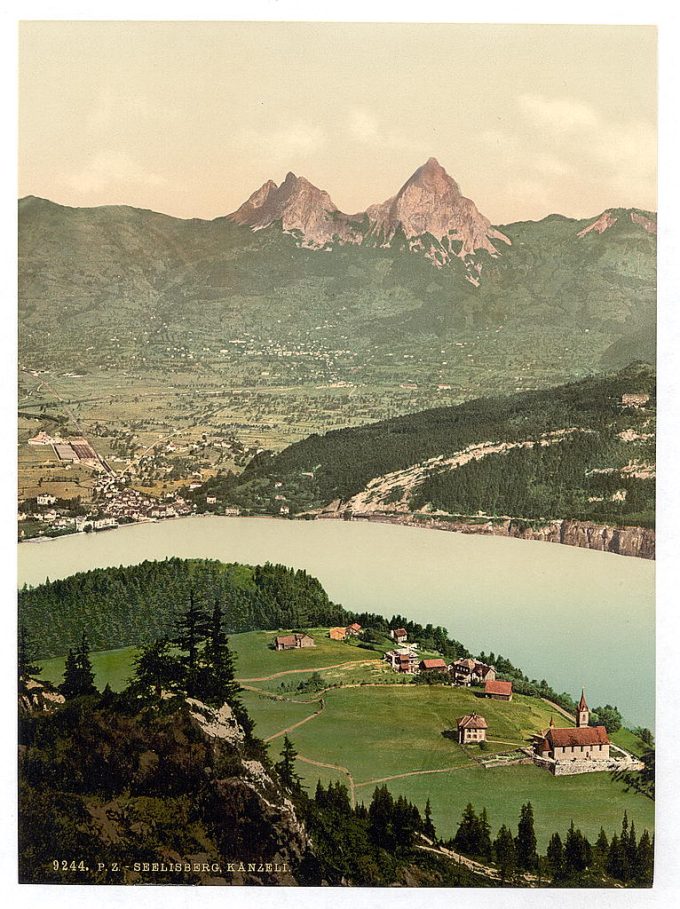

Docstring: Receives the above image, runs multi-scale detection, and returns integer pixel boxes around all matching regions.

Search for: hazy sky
[19,21,656,224]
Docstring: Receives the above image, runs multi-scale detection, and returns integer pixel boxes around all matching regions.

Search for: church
[534,690,611,771]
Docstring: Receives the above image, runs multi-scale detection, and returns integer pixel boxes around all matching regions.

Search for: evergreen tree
[606,834,624,880]
[75,632,97,696]
[493,824,516,883]
[453,802,481,856]
[594,827,609,868]
[131,638,181,698]
[634,830,654,885]
[60,648,79,699]
[515,801,538,871]
[275,736,302,794]
[423,798,436,841]
[18,621,41,688]
[201,599,241,706]
[564,821,591,876]
[479,808,492,862]
[546,832,564,881]
[368,785,397,852]
[173,591,211,697]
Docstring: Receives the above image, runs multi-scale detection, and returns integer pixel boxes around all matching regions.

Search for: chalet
[452,658,496,686]
[275,633,315,651]
[36,494,57,506]
[346,622,362,636]
[385,648,419,674]
[535,693,610,765]
[390,628,408,644]
[457,713,488,745]
[329,627,347,641]
[206,495,217,505]
[484,679,513,701]
[419,658,448,673]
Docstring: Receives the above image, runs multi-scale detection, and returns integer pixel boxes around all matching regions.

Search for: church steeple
[576,689,589,728]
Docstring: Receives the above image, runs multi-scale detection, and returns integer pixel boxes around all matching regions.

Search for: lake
[17,516,655,728]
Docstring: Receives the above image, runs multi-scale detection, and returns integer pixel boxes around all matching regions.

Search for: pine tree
[18,621,41,688]
[60,648,80,699]
[202,599,240,705]
[173,590,211,697]
[594,827,609,867]
[60,634,97,699]
[606,833,624,880]
[493,824,516,883]
[423,798,436,841]
[479,807,492,862]
[546,832,564,881]
[131,638,181,698]
[515,801,538,871]
[275,736,302,793]
[453,802,481,856]
[634,829,654,885]
[564,821,591,876]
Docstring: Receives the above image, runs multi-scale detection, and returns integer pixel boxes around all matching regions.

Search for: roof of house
[484,679,513,696]
[392,627,407,636]
[479,664,495,677]
[276,635,297,646]
[454,658,476,670]
[420,658,447,670]
[457,713,488,730]
[348,623,362,631]
[296,632,313,641]
[547,725,610,747]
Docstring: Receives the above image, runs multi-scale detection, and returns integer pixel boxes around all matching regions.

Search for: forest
[193,364,655,526]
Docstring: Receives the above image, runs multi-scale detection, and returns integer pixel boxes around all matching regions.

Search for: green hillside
[194,364,655,527]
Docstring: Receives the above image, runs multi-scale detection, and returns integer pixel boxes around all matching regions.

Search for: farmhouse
[385,648,419,674]
[275,633,315,651]
[346,622,362,636]
[329,627,347,641]
[457,713,488,744]
[390,628,408,644]
[452,658,496,686]
[484,679,513,701]
[419,658,448,673]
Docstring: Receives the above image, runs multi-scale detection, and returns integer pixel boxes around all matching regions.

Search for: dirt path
[264,701,326,744]
[297,754,356,808]
[237,658,380,683]
[355,762,474,790]
[540,698,575,724]
[416,843,540,885]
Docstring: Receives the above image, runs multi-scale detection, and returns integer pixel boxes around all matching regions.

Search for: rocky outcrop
[229,157,511,262]
[365,157,511,258]
[316,510,655,559]
[19,678,65,713]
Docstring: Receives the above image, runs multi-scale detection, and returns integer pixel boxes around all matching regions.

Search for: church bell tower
[576,689,590,728]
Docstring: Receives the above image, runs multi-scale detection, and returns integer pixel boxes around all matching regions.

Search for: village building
[456,713,488,744]
[385,648,419,674]
[419,658,448,673]
[28,431,59,446]
[206,495,217,505]
[329,627,347,641]
[530,691,620,775]
[389,627,408,644]
[484,679,513,701]
[346,622,362,636]
[275,632,315,651]
[36,494,57,506]
[452,658,496,686]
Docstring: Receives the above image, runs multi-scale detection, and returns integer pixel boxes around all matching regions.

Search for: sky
[19,21,657,224]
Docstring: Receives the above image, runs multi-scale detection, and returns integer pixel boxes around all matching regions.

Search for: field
[37,629,654,849]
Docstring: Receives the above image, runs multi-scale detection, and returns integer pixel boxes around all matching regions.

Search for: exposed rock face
[630,210,657,234]
[229,172,362,248]
[318,511,655,559]
[366,157,511,258]
[19,678,65,713]
[229,158,510,260]
[577,210,618,238]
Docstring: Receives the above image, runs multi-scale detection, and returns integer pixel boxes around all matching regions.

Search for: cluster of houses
[328,623,362,641]
[274,632,315,651]
[383,629,513,699]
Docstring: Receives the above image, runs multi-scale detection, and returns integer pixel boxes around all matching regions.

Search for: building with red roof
[535,692,611,766]
[390,628,408,644]
[484,679,513,701]
[419,658,448,673]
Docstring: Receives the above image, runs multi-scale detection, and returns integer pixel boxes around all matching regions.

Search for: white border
[3,2,679,907]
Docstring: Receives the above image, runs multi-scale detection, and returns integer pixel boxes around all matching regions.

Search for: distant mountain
[229,157,511,263]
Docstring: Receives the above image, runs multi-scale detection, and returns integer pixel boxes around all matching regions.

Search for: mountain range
[18,157,657,390]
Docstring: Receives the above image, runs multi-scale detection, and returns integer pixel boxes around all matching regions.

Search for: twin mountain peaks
[229,157,512,261]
